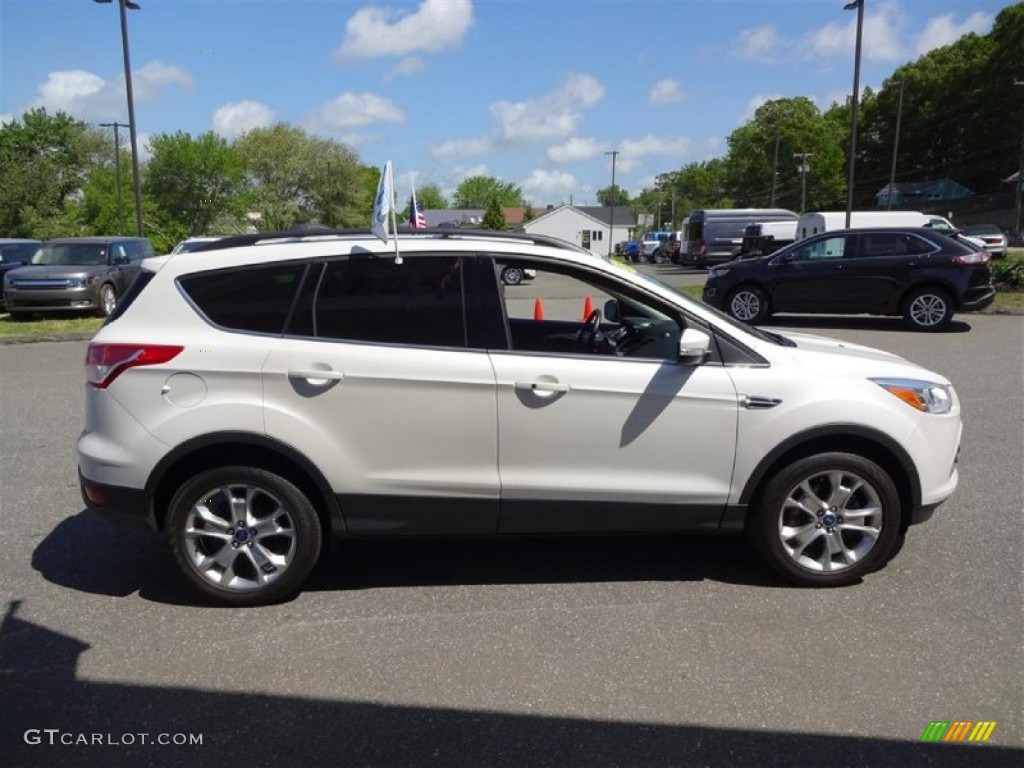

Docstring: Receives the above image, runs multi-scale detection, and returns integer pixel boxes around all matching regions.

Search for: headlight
[708,267,730,279]
[68,277,87,287]
[871,378,953,414]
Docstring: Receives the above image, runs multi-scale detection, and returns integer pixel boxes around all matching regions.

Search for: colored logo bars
[920,721,997,742]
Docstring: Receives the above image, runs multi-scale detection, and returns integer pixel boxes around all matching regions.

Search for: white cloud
[305,92,404,132]
[431,135,493,161]
[212,100,276,138]
[649,78,684,106]
[0,113,14,125]
[25,62,192,120]
[491,72,604,143]
[451,164,489,183]
[800,1,903,63]
[135,132,154,163]
[522,169,577,201]
[334,0,473,61]
[387,56,426,79]
[547,137,605,163]
[736,25,784,61]
[914,11,993,57]
[620,134,695,158]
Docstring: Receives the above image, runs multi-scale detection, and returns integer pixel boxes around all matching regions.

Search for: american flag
[409,181,427,229]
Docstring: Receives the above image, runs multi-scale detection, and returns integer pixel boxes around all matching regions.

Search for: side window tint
[179,263,306,334]
[314,256,465,347]
[859,233,905,257]
[905,235,934,254]
[795,236,846,261]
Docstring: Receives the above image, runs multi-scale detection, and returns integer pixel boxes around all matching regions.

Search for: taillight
[952,252,989,265]
[700,238,707,255]
[85,343,183,389]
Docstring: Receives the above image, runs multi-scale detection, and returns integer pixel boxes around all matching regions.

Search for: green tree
[453,175,524,208]
[522,204,536,222]
[145,131,245,236]
[415,183,448,210]
[481,196,506,230]
[596,184,630,206]
[0,108,104,237]
[307,138,367,228]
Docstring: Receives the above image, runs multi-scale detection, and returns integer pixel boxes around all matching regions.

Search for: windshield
[0,243,39,264]
[963,225,1001,236]
[32,244,107,266]
[607,260,791,346]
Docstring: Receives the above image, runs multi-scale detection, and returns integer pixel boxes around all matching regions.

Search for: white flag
[371,160,394,244]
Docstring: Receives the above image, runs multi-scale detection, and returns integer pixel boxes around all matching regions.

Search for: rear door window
[311,256,466,348]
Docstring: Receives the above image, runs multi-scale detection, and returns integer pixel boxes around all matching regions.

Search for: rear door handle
[515,380,570,394]
[288,369,345,385]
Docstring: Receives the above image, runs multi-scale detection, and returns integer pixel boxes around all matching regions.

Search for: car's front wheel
[727,285,770,324]
[902,286,954,331]
[166,467,323,606]
[98,283,117,317]
[747,453,901,587]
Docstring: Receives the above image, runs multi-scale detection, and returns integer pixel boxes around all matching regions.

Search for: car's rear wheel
[902,286,953,331]
[166,467,323,606]
[727,285,770,324]
[747,453,901,587]
[98,283,117,317]
[502,266,524,286]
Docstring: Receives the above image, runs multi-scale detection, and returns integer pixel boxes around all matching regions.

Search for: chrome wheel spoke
[784,523,822,557]
[798,480,828,511]
[194,504,231,531]
[827,473,860,509]
[837,523,879,539]
[185,526,232,542]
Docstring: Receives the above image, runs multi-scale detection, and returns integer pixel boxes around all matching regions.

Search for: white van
[796,211,929,240]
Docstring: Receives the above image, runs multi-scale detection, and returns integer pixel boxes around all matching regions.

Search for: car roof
[45,236,148,244]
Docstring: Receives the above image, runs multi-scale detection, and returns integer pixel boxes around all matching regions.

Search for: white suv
[78,229,962,605]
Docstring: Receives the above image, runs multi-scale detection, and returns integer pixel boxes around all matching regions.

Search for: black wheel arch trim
[145,431,345,537]
[736,423,921,510]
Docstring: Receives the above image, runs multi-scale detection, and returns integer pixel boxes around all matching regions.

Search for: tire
[726,285,770,324]
[166,466,323,606]
[746,452,902,587]
[502,266,524,286]
[902,286,954,331]
[653,251,668,265]
[97,283,117,317]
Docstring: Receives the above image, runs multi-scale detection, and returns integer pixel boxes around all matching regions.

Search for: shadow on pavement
[33,509,790,607]
[2,601,1019,768]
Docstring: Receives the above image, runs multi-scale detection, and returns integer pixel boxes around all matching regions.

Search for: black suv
[3,236,155,318]
[702,228,995,331]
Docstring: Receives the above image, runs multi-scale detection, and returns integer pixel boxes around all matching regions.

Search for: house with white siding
[522,205,635,258]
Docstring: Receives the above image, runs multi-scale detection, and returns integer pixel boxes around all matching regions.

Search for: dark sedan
[702,227,995,331]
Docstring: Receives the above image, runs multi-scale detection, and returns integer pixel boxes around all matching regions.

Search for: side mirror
[113,255,129,266]
[603,299,620,323]
[678,328,711,365]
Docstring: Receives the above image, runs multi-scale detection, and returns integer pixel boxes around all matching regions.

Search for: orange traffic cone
[582,295,593,319]
[534,297,544,321]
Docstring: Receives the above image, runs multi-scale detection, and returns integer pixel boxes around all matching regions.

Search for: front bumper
[4,285,100,312]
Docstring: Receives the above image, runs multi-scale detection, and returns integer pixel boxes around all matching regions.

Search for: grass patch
[0,313,103,338]
[677,284,704,300]
[990,290,1024,312]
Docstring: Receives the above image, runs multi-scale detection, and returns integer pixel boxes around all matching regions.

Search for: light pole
[98,121,129,234]
[1014,80,1024,241]
[844,0,865,228]
[94,0,144,237]
[887,80,905,211]
[604,149,619,257]
[795,152,813,213]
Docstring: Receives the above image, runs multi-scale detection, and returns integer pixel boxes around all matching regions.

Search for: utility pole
[605,149,619,257]
[795,152,813,213]
[771,126,781,206]
[843,0,865,228]
[670,187,677,229]
[99,121,130,234]
[1015,80,1024,242]
[887,80,905,211]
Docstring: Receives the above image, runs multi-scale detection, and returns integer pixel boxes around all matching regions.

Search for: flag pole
[391,196,402,265]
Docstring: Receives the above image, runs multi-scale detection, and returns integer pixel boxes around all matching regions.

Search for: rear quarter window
[178,263,307,335]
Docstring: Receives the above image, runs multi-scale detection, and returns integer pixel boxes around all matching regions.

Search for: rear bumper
[79,469,155,531]
[960,287,996,312]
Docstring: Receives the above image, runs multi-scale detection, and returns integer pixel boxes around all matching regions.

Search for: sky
[0,0,1007,206]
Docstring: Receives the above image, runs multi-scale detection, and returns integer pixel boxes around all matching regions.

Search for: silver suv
[78,229,963,605]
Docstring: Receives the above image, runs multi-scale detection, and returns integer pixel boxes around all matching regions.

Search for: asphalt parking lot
[1,310,1021,767]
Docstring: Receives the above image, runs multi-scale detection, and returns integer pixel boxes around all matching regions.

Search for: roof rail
[186,227,589,254]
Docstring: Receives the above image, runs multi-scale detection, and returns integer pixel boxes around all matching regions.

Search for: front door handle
[515,380,570,394]
[288,369,345,386]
